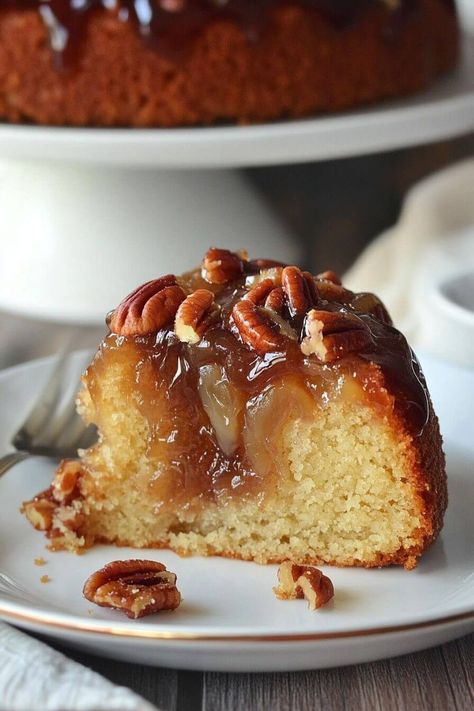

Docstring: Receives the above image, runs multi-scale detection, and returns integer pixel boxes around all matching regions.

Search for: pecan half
[244,278,275,305]
[273,561,334,611]
[175,289,220,344]
[316,270,342,285]
[110,276,186,337]
[350,292,392,325]
[301,309,372,362]
[302,271,320,306]
[281,266,309,317]
[246,258,286,273]
[315,279,353,304]
[232,299,285,356]
[245,267,283,290]
[202,248,245,285]
[264,286,285,314]
[83,560,181,619]
[263,307,298,341]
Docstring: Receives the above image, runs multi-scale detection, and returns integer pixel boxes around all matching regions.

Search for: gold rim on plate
[0,604,473,642]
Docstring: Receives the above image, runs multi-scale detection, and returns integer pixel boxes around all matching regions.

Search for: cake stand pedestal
[0,27,472,324]
[0,161,294,323]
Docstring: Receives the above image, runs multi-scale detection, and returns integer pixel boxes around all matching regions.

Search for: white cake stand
[0,23,473,324]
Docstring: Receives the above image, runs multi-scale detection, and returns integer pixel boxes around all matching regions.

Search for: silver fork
[0,350,97,477]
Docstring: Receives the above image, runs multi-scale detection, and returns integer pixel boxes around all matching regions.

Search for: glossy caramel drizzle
[0,0,453,67]
[88,269,430,506]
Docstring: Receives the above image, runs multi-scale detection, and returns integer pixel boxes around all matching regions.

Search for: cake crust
[0,0,459,127]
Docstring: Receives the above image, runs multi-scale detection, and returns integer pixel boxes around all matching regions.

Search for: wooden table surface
[1,137,473,710]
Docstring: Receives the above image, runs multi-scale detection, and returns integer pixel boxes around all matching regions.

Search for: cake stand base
[0,160,298,324]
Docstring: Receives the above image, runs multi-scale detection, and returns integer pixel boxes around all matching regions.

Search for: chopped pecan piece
[110,276,186,337]
[297,568,335,611]
[175,289,220,344]
[202,248,245,285]
[232,299,285,356]
[263,307,298,341]
[83,560,181,619]
[273,561,334,610]
[245,267,283,290]
[301,309,372,362]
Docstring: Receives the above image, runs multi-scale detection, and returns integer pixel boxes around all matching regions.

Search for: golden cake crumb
[34,557,46,566]
[40,575,51,584]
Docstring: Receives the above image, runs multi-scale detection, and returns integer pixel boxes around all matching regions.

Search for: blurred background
[1,132,472,370]
[0,133,472,365]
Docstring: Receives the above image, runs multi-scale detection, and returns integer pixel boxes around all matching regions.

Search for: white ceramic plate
[0,352,473,672]
[0,29,472,167]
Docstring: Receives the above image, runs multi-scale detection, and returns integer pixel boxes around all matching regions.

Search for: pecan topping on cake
[315,279,354,304]
[301,309,372,363]
[232,298,286,356]
[316,270,342,285]
[244,278,276,305]
[202,247,245,285]
[83,560,181,619]
[175,289,220,344]
[264,286,285,314]
[282,266,312,316]
[103,248,384,361]
[274,561,334,610]
[110,276,186,336]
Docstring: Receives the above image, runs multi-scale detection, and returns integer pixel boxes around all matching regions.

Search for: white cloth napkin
[344,158,474,345]
[0,623,158,711]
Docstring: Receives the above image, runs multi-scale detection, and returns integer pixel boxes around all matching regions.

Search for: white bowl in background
[416,229,474,368]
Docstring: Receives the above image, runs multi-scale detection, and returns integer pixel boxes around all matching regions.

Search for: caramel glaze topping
[83,249,430,513]
[0,0,455,69]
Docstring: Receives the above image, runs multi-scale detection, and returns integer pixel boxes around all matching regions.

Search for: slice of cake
[23,248,446,569]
